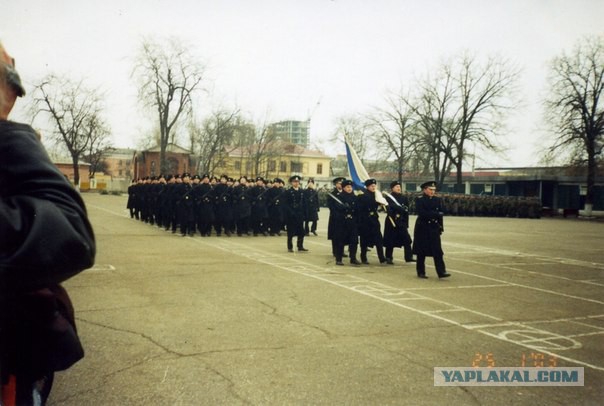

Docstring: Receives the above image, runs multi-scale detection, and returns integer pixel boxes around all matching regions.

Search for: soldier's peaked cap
[342,179,353,187]
[421,181,437,189]
[332,176,345,184]
[390,181,401,189]
[364,178,377,186]
[289,175,301,182]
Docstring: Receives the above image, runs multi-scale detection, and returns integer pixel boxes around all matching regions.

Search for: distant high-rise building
[270,120,309,147]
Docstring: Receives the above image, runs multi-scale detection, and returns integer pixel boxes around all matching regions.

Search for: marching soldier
[304,178,320,236]
[412,181,450,279]
[383,181,414,264]
[233,176,251,236]
[357,178,386,265]
[332,179,360,265]
[213,174,233,236]
[177,173,195,236]
[127,179,138,219]
[192,174,215,236]
[249,176,269,236]
[327,177,345,257]
[266,178,284,236]
[282,175,308,252]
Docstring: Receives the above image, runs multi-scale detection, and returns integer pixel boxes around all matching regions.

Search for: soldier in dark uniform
[137,177,149,222]
[266,178,284,236]
[192,174,215,236]
[304,178,320,236]
[327,177,345,257]
[332,179,361,265]
[151,175,166,227]
[213,174,233,236]
[357,178,386,265]
[282,175,308,252]
[412,181,450,279]
[147,176,161,226]
[168,175,182,233]
[233,176,251,236]
[176,173,195,236]
[383,181,414,264]
[162,175,176,231]
[127,179,138,219]
[249,176,269,236]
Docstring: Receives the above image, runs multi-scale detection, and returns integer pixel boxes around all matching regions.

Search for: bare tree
[189,107,240,176]
[245,115,280,177]
[406,53,519,190]
[31,74,111,187]
[544,36,604,215]
[447,53,520,191]
[413,70,457,188]
[367,90,418,184]
[133,37,205,173]
[82,114,112,178]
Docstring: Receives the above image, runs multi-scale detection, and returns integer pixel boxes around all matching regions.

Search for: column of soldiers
[407,193,542,219]
[127,173,322,239]
[327,177,414,267]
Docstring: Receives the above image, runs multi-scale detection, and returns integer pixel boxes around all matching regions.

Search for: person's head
[421,181,437,197]
[0,41,26,120]
[289,175,301,188]
[365,178,377,193]
[342,179,353,193]
[390,181,401,194]
[333,176,344,191]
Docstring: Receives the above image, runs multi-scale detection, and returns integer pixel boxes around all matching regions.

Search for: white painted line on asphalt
[450,265,604,306]
[181,236,604,372]
[405,284,511,291]
[87,204,604,372]
[445,241,604,270]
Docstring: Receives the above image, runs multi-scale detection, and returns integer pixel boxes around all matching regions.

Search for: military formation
[405,193,542,218]
[126,174,320,246]
[127,173,542,277]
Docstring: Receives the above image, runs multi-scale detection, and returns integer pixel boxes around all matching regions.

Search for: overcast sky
[3,0,603,167]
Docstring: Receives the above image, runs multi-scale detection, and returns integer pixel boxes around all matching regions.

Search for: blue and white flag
[344,135,388,206]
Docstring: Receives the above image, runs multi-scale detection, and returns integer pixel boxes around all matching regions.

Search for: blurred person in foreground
[0,40,96,405]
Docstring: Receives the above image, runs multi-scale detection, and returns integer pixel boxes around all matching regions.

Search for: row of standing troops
[126,173,321,240]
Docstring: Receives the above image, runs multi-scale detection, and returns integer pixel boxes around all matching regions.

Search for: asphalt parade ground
[48,194,604,405]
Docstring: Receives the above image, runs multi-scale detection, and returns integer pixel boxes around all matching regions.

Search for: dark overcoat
[412,195,444,257]
[356,190,383,248]
[331,191,358,245]
[383,192,412,248]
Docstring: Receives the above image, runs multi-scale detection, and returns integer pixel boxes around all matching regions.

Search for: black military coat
[383,192,412,248]
[304,188,320,222]
[412,195,444,257]
[214,183,233,222]
[192,183,215,222]
[331,190,358,245]
[356,190,383,247]
[233,184,251,219]
[327,187,342,240]
[282,186,306,235]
